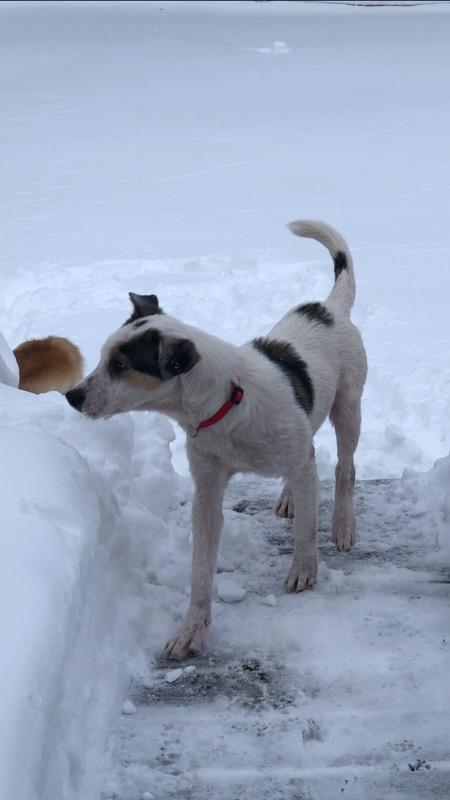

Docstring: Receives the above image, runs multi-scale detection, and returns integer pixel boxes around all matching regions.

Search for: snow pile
[0,381,179,799]
[0,332,18,388]
[0,417,120,799]
[216,574,247,603]
[403,453,450,555]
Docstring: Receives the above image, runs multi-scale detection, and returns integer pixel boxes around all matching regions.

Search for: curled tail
[287,219,355,314]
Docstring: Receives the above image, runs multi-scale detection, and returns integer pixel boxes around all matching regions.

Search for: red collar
[193,383,244,436]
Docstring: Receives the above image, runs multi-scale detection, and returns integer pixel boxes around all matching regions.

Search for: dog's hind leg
[329,389,361,552]
[274,483,294,518]
[285,450,318,592]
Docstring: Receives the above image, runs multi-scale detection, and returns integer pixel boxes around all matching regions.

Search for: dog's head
[66,293,200,418]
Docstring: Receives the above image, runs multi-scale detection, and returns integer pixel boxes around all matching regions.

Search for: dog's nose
[65,386,85,411]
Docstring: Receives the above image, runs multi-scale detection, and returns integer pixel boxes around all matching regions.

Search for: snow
[0,332,19,388]
[403,454,450,556]
[0,380,180,798]
[1,1,449,798]
[261,593,278,607]
[2,0,450,478]
[121,701,137,716]
[0,420,122,800]
[249,40,292,54]
[108,473,450,799]
[216,574,247,603]
[164,669,184,685]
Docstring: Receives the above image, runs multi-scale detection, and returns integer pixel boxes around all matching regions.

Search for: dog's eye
[109,357,127,377]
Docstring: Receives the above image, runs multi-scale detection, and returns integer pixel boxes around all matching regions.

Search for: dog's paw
[285,556,317,592]
[274,485,294,518]
[165,619,207,661]
[332,515,356,552]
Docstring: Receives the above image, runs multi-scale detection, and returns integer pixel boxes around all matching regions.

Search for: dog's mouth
[82,403,114,421]
[84,398,133,420]
[84,409,107,420]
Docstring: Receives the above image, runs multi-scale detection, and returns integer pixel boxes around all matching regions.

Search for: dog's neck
[178,336,241,432]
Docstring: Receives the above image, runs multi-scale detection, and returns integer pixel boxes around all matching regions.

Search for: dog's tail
[287,219,355,314]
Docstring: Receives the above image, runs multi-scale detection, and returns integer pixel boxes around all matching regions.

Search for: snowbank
[403,453,450,556]
[0,332,18,388]
[0,382,179,799]
[0,421,115,798]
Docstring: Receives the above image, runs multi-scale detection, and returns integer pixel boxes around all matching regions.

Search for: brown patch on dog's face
[124,369,163,391]
[105,337,164,391]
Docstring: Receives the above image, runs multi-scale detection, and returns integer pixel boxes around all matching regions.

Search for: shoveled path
[103,477,450,800]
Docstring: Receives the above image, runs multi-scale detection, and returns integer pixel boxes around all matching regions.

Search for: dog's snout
[66,386,85,411]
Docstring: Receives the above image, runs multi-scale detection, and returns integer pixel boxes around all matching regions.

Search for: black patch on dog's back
[296,302,333,326]
[334,250,347,281]
[252,337,314,414]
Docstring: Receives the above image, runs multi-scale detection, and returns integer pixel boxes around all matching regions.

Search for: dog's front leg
[285,450,318,592]
[165,453,229,660]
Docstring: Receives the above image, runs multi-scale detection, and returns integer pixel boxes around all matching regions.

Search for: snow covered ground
[106,474,450,800]
[1,1,449,798]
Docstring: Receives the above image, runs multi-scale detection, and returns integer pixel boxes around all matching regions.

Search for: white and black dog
[66,220,367,660]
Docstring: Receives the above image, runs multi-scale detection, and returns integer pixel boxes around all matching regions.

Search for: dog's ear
[162,338,200,377]
[124,292,163,324]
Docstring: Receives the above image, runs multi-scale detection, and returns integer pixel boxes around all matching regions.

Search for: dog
[14,336,83,394]
[66,220,367,660]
